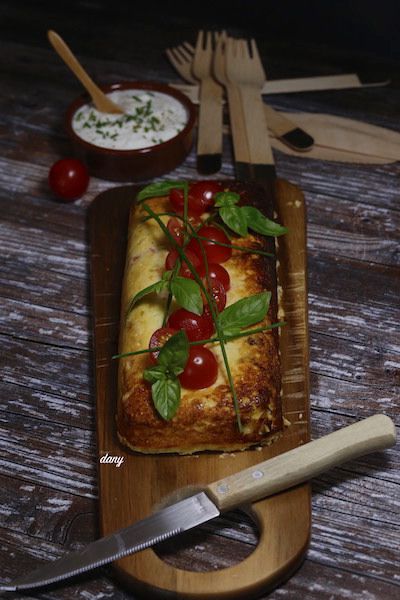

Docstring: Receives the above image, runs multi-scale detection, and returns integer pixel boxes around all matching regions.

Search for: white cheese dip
[72,89,188,150]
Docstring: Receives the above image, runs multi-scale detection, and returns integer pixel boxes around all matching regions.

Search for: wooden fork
[225,37,275,175]
[213,33,251,178]
[165,42,197,84]
[166,38,313,153]
[191,30,224,174]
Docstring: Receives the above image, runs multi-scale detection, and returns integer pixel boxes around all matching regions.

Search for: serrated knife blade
[0,492,219,592]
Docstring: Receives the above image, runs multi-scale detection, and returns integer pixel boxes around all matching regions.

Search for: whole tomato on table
[48,158,89,201]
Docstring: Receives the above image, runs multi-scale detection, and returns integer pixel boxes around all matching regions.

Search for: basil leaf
[170,277,203,315]
[143,365,167,384]
[214,191,240,208]
[218,291,271,334]
[126,279,167,316]
[158,330,189,376]
[241,206,287,236]
[137,180,184,202]
[219,206,248,237]
[151,377,181,420]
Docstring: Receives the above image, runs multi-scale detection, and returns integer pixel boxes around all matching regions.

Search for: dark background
[1,0,399,61]
[137,0,400,60]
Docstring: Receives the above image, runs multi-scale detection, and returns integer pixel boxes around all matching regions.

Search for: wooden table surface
[0,2,399,599]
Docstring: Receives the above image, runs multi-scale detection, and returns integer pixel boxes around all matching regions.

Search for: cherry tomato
[167,218,185,246]
[167,308,214,342]
[48,158,89,201]
[169,182,223,216]
[169,188,202,217]
[179,346,218,389]
[189,181,223,213]
[148,327,177,363]
[187,226,232,264]
[203,279,227,312]
[187,214,203,231]
[198,263,230,291]
[167,217,202,246]
[165,249,202,279]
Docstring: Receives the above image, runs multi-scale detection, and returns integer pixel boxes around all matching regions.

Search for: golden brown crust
[117,181,282,454]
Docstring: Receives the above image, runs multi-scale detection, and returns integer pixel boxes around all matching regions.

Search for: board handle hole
[153,506,260,572]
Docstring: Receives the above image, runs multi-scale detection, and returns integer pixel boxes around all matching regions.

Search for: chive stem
[142,202,244,432]
[162,260,180,326]
[112,322,286,359]
[142,212,274,257]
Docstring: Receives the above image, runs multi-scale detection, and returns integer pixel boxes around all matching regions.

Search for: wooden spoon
[47,30,123,114]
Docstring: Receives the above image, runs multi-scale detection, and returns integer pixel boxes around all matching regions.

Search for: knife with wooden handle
[0,415,395,592]
[171,73,390,103]
[263,104,314,151]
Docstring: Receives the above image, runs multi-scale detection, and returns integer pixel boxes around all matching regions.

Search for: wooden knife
[171,73,391,103]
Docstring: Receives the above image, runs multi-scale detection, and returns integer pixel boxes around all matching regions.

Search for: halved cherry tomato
[167,217,202,246]
[167,308,214,342]
[179,346,218,389]
[198,263,230,291]
[165,249,202,278]
[202,278,226,312]
[187,226,232,264]
[148,327,177,364]
[169,188,186,213]
[167,218,185,246]
[189,181,223,213]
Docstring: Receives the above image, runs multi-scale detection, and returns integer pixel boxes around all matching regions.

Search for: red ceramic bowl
[65,81,196,182]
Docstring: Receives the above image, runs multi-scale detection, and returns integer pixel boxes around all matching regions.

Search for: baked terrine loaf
[117,180,283,454]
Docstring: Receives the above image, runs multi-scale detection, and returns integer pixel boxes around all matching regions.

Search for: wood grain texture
[0,2,399,597]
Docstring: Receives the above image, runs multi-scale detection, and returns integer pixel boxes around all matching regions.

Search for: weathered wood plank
[0,261,88,316]
[268,558,400,599]
[0,439,96,499]
[277,156,400,212]
[313,470,400,524]
[308,254,399,309]
[0,224,87,279]
[310,374,399,421]
[308,511,400,583]
[0,474,96,545]
[1,335,91,403]
[309,294,400,348]
[0,381,93,429]
[0,185,87,236]
[0,297,89,349]
[310,331,399,388]
[307,209,400,266]
[0,411,95,454]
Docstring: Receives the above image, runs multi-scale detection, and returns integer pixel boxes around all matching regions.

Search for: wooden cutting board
[89,178,310,599]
